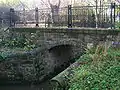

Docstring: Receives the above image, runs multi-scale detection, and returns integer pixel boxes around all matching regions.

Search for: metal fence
[3,3,120,29]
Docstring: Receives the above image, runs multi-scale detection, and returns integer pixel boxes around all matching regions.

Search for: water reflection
[0,81,53,90]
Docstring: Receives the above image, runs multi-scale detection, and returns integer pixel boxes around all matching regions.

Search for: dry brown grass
[89,41,112,64]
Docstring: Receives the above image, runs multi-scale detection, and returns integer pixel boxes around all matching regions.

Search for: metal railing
[1,3,120,29]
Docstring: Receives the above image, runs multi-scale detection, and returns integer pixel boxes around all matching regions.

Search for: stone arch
[46,38,85,50]
[46,39,86,72]
[48,44,73,73]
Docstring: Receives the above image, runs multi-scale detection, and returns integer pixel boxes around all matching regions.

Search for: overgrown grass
[68,46,120,90]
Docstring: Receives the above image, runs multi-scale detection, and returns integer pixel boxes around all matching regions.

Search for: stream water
[0,81,53,90]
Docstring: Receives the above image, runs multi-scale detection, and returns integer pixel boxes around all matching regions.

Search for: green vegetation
[1,37,36,50]
[0,29,37,60]
[68,46,120,90]
[0,29,36,51]
[115,22,120,29]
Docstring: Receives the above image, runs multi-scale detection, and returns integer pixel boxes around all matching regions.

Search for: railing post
[110,3,116,29]
[95,0,98,28]
[119,4,120,29]
[0,12,3,27]
[113,3,116,29]
[47,14,51,27]
[45,17,47,28]
[10,8,15,27]
[68,5,72,28]
[110,3,113,29]
[35,7,39,27]
[23,8,26,26]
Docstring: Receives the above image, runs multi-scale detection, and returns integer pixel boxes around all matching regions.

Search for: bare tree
[116,0,120,3]
[48,0,61,24]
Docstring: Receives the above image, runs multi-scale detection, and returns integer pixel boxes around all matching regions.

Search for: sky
[21,0,70,8]
[0,0,70,9]
[0,0,119,9]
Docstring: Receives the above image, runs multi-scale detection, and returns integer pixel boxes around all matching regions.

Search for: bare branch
[48,0,52,7]
[116,0,120,3]
[58,0,61,7]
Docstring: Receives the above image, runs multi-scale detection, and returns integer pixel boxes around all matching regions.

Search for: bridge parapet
[10,27,120,35]
[10,27,120,47]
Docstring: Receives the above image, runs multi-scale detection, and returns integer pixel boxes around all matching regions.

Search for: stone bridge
[0,27,119,84]
[11,27,120,54]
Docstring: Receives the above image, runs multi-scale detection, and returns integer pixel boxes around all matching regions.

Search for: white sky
[20,0,70,8]
[19,0,115,8]
[0,0,119,9]
[0,0,71,10]
[19,0,94,9]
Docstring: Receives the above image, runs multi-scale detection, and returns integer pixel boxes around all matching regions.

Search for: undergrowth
[0,33,36,51]
[68,46,120,90]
